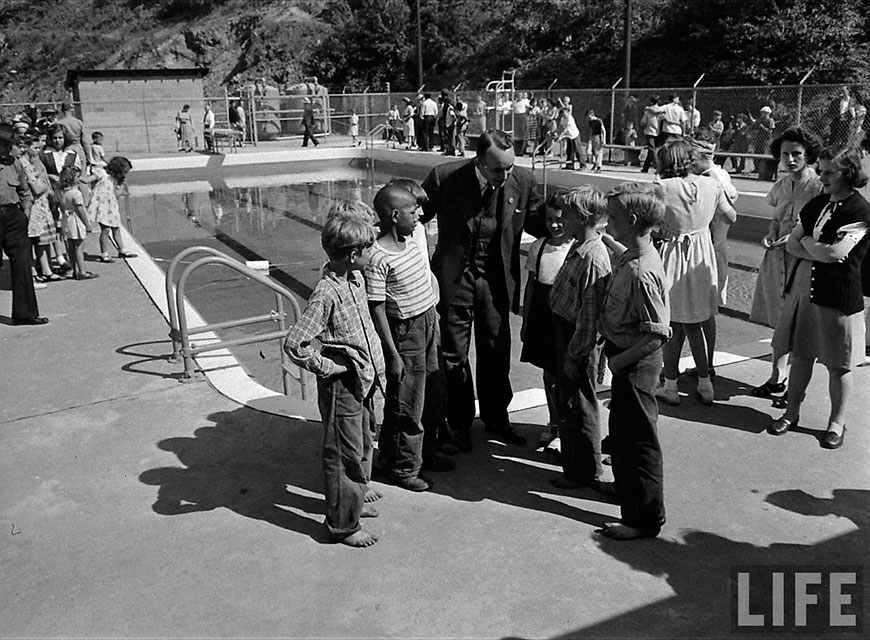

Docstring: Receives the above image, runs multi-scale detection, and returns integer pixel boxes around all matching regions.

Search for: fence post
[610,77,622,144]
[796,67,814,127]
[692,73,705,135]
[363,86,370,136]
[547,78,558,100]
[249,85,259,146]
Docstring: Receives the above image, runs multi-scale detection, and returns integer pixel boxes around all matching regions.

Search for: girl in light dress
[654,138,737,406]
[58,166,97,280]
[349,110,360,146]
[520,192,574,450]
[88,156,137,263]
[20,131,61,282]
[750,128,823,399]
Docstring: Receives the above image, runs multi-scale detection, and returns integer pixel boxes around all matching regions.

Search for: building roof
[65,68,209,87]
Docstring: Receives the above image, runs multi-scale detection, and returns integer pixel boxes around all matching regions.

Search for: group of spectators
[175,101,247,152]
[383,89,470,157]
[0,102,135,326]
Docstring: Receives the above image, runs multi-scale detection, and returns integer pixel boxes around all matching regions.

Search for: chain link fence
[2,83,864,154]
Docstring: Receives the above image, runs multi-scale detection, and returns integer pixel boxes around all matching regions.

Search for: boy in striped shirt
[366,185,439,492]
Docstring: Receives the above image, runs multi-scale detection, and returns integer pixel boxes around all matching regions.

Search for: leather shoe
[388,474,431,492]
[422,453,455,472]
[821,425,846,450]
[768,415,798,436]
[455,430,472,453]
[12,316,49,325]
[485,421,527,446]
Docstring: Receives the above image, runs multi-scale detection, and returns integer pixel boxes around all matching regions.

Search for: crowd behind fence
[2,82,864,154]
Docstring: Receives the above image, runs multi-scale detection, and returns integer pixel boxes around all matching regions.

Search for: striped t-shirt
[366,237,437,319]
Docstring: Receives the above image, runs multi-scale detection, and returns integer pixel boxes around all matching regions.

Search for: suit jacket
[421,159,544,314]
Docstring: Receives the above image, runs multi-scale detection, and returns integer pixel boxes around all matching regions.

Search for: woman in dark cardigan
[769,146,870,449]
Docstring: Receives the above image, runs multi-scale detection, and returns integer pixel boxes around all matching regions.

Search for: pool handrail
[165,246,310,400]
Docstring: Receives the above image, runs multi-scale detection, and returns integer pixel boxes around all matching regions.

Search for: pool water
[127,166,433,394]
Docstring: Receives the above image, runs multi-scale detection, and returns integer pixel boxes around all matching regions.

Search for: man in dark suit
[421,130,544,451]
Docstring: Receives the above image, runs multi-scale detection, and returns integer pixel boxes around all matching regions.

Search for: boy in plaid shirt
[547,186,611,489]
[599,182,671,540]
[284,208,385,548]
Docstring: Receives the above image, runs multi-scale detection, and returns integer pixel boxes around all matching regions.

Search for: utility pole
[416,0,424,89]
[624,0,632,93]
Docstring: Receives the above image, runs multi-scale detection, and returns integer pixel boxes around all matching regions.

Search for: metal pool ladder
[165,246,311,400]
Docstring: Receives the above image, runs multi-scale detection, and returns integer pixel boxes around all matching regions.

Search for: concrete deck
[1,139,868,639]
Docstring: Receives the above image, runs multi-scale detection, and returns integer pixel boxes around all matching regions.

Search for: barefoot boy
[366,185,440,491]
[547,186,610,489]
[284,211,385,547]
[598,182,671,540]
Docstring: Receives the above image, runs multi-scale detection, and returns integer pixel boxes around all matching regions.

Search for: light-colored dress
[657,174,730,323]
[87,167,121,228]
[750,168,823,327]
[61,187,88,240]
[20,154,56,244]
[176,110,194,147]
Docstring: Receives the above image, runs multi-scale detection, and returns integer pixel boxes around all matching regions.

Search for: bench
[204,128,244,154]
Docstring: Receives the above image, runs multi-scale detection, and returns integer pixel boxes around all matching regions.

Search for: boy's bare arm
[369,301,404,380]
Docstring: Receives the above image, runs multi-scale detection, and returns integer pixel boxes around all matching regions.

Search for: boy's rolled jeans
[554,319,603,484]
[317,372,375,541]
[379,307,438,479]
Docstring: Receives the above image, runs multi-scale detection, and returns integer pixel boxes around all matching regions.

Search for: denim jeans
[317,373,375,540]
[379,307,438,479]
[554,318,603,483]
[606,344,666,534]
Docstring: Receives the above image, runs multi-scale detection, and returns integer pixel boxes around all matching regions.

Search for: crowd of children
[16,124,136,288]
[284,173,675,546]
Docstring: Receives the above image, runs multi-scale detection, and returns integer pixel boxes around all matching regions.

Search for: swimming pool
[127,160,435,394]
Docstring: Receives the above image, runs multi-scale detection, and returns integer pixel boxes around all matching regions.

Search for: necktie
[482,183,496,206]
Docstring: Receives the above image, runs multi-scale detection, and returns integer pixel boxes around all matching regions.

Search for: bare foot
[361,504,379,518]
[364,488,383,503]
[340,530,379,548]
[597,522,658,541]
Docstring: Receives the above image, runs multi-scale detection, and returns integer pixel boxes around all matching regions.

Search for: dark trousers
[0,204,39,320]
[302,125,319,147]
[421,115,436,150]
[316,373,375,541]
[554,318,602,483]
[565,137,586,167]
[379,307,438,479]
[641,134,658,172]
[440,268,512,432]
[607,345,665,534]
[421,320,449,457]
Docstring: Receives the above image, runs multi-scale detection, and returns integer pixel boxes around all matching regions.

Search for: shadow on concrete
[657,374,771,433]
[139,407,331,544]
[509,489,869,639]
[421,420,618,531]
[117,339,187,380]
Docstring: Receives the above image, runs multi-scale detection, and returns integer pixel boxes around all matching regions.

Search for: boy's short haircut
[607,182,666,232]
[321,214,376,259]
[712,110,722,117]
[326,199,377,225]
[91,131,103,140]
[557,185,607,226]
[388,177,428,206]
[372,183,418,227]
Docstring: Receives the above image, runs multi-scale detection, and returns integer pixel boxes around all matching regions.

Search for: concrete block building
[65,68,209,154]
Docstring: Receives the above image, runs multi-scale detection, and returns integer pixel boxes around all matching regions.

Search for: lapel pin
[508,197,514,204]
